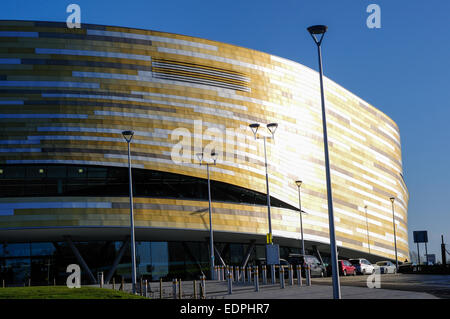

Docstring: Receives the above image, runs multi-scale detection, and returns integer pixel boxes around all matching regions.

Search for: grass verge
[0,286,147,299]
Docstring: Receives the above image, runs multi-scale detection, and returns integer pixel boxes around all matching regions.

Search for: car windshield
[349,260,360,265]
[377,262,388,266]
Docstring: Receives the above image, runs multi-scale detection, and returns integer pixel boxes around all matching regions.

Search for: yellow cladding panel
[0,21,409,261]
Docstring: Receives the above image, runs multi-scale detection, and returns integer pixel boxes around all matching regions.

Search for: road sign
[413,231,428,243]
[426,254,435,265]
[265,244,280,265]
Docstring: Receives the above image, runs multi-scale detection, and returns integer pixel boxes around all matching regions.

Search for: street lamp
[390,197,399,271]
[197,150,218,280]
[122,130,137,294]
[307,24,341,299]
[249,122,278,244]
[364,205,371,254]
[295,180,306,255]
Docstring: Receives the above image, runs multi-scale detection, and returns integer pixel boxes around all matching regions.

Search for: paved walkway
[97,278,438,299]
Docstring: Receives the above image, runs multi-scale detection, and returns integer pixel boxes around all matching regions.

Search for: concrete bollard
[262,265,267,285]
[172,279,178,299]
[289,265,294,286]
[305,264,311,286]
[160,278,163,299]
[254,266,259,292]
[279,267,285,289]
[247,266,252,283]
[178,279,182,299]
[296,265,302,286]
[271,265,276,284]
[227,271,233,295]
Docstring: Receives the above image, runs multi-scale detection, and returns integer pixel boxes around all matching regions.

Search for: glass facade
[0,241,303,286]
[0,164,297,211]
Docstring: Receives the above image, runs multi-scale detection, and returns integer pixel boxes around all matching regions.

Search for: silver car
[349,258,375,275]
[376,261,397,274]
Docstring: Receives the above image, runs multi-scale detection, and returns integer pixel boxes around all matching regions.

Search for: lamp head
[122,130,134,143]
[267,123,278,136]
[211,150,218,164]
[249,123,260,137]
[307,25,328,35]
[390,197,395,203]
[295,180,303,188]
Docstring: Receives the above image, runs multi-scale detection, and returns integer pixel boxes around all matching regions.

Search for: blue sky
[1,0,449,261]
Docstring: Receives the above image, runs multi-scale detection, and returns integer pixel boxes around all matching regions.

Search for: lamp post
[295,180,306,255]
[122,130,137,294]
[364,205,371,254]
[307,24,340,299]
[197,151,218,280]
[249,122,278,244]
[390,197,399,271]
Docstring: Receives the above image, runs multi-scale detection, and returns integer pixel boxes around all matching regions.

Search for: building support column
[105,236,130,284]
[64,236,97,284]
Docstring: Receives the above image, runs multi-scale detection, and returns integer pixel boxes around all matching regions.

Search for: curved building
[0,21,408,284]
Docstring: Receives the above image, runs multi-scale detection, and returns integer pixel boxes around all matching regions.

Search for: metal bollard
[178,279,182,299]
[262,265,267,285]
[160,278,163,299]
[247,266,252,283]
[227,271,233,295]
[230,266,234,281]
[305,264,311,286]
[254,266,259,292]
[279,266,285,289]
[120,276,124,291]
[221,266,225,281]
[144,280,148,298]
[296,265,302,286]
[241,266,246,282]
[140,277,143,296]
[112,277,115,290]
[271,265,276,284]
[172,279,177,299]
[193,280,197,299]
[53,278,56,286]
[289,265,294,286]
[215,266,219,280]
[98,272,104,288]
[2,279,4,288]
[235,266,239,282]
[200,275,206,299]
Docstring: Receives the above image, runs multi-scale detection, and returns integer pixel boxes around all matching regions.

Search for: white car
[376,261,397,274]
[349,258,375,275]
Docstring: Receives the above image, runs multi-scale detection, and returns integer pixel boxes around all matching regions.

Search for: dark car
[327,260,357,276]
[255,257,290,278]
[287,254,327,278]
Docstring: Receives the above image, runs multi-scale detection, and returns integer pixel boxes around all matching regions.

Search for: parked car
[376,261,397,274]
[349,258,375,275]
[287,254,327,278]
[327,260,357,276]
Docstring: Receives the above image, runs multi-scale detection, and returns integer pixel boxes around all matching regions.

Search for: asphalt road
[312,273,450,299]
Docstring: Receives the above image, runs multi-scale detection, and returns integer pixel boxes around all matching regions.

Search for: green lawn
[0,286,147,299]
